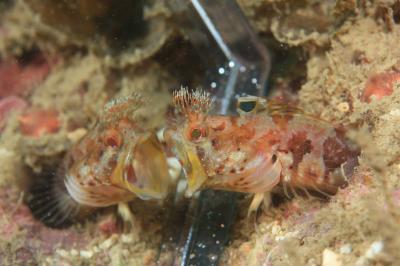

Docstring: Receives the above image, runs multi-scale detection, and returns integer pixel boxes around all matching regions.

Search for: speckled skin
[64,118,140,207]
[63,95,172,207]
[166,90,359,196]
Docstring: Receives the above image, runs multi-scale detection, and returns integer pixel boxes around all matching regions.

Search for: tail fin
[25,165,94,228]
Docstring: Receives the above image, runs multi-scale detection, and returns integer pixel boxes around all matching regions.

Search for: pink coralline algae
[18,109,61,138]
[361,72,400,103]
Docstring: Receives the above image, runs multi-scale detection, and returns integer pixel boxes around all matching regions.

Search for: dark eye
[238,100,257,113]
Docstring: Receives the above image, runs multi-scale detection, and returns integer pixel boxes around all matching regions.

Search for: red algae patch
[361,72,400,103]
[18,109,60,138]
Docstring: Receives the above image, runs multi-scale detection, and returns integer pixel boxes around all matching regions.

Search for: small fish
[164,88,359,211]
[28,94,173,228]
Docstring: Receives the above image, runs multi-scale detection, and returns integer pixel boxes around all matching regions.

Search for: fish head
[165,88,282,196]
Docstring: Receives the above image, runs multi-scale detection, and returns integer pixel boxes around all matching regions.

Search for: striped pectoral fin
[65,174,135,207]
[241,154,283,193]
[26,166,95,229]
[244,155,282,217]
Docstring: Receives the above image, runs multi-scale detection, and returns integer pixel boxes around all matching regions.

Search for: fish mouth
[112,133,172,200]
[183,145,208,196]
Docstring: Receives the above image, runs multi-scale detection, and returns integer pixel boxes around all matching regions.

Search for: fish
[164,88,359,212]
[27,94,174,228]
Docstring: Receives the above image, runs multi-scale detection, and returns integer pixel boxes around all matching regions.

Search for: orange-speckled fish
[28,94,173,227]
[164,88,359,211]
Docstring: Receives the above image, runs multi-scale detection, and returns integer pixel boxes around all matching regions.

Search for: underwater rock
[25,0,146,49]
[24,0,172,66]
[238,0,354,46]
[270,0,352,46]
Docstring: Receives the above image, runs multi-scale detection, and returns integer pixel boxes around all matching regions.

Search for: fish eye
[189,127,206,142]
[104,129,122,147]
[191,128,202,140]
[238,100,257,113]
[237,95,261,114]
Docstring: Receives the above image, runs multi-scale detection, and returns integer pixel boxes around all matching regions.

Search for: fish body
[165,89,359,197]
